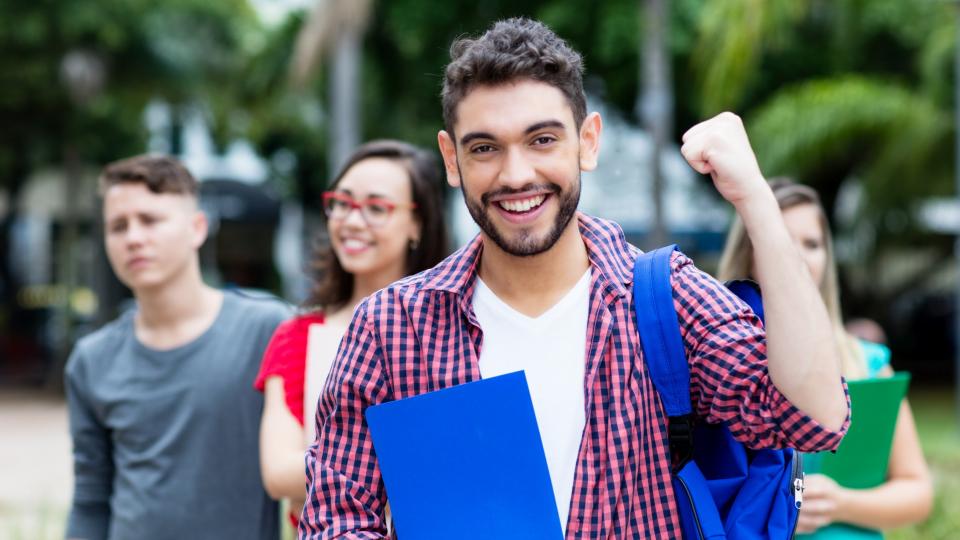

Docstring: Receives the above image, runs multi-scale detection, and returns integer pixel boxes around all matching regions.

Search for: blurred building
[0,104,294,387]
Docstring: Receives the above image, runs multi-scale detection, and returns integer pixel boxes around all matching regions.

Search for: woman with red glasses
[254,140,448,524]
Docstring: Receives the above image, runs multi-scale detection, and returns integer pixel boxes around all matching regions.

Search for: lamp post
[55,49,105,387]
[639,0,673,249]
[954,1,960,431]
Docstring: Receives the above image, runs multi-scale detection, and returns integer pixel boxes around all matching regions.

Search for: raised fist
[680,112,769,207]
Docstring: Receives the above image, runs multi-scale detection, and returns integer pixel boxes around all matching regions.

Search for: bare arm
[799,399,933,532]
[681,112,848,431]
[259,376,308,503]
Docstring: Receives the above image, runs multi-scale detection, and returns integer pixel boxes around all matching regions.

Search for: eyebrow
[336,187,391,200]
[458,119,566,147]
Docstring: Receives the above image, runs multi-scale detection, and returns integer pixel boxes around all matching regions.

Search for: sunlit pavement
[0,389,70,538]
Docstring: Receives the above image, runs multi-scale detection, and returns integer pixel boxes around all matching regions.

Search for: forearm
[834,477,934,530]
[260,378,309,501]
[834,400,934,529]
[262,446,309,500]
[735,187,847,430]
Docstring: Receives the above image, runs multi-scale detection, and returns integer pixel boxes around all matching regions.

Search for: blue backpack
[632,245,803,540]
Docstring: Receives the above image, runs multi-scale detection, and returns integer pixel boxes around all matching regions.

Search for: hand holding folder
[798,372,911,540]
[366,371,564,540]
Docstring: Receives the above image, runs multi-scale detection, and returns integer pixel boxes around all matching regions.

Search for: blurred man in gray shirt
[65,155,286,540]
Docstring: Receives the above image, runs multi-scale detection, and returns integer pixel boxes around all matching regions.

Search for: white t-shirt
[304,323,342,444]
[473,269,591,534]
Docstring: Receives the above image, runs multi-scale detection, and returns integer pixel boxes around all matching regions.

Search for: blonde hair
[716,178,865,379]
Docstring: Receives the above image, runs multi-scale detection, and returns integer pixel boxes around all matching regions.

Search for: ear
[578,112,603,172]
[408,208,423,245]
[437,130,462,188]
[190,209,209,249]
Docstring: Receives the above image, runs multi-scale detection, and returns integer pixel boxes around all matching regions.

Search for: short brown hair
[99,154,198,197]
[441,17,587,137]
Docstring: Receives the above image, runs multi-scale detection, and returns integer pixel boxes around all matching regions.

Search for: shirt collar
[421,212,637,299]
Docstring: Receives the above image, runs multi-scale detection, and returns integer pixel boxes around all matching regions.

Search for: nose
[124,221,146,247]
[498,146,537,189]
[341,205,367,228]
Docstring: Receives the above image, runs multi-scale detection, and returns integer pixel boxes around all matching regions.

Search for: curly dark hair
[441,17,587,137]
[304,140,449,311]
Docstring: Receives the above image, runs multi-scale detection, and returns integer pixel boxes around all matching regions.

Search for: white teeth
[343,239,368,250]
[499,194,545,213]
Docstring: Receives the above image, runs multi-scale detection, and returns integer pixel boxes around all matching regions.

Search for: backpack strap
[632,244,692,419]
[633,245,698,470]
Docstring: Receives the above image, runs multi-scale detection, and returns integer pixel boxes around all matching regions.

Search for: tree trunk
[640,0,673,249]
[328,26,362,178]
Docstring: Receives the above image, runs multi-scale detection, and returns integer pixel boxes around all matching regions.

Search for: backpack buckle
[669,415,695,471]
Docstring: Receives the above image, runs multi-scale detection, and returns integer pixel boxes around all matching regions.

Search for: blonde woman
[717,179,933,534]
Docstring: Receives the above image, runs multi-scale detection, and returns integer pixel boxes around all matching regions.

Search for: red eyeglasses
[321,191,417,228]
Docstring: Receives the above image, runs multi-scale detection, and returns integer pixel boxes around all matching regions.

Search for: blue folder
[365,371,564,540]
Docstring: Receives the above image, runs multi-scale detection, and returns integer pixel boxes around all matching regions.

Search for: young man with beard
[65,155,287,540]
[300,18,849,538]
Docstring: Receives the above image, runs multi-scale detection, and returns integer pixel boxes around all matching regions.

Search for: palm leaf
[692,0,807,115]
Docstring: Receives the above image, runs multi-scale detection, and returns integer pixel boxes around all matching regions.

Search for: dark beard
[460,175,581,257]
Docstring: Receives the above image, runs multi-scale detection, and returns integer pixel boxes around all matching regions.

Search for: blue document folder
[365,371,564,540]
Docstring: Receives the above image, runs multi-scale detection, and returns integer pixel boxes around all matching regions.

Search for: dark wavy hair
[441,17,587,137]
[304,140,449,311]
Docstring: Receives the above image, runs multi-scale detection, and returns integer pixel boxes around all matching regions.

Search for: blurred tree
[291,0,372,176]
[0,0,262,385]
[689,0,957,319]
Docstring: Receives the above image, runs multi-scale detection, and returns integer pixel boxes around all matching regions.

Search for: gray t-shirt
[65,291,289,540]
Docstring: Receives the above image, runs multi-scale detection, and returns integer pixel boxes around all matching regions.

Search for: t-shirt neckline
[474,268,591,329]
[129,292,232,357]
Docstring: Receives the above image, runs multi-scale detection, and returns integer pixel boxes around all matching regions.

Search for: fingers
[795,476,837,534]
[681,111,742,143]
[796,513,830,534]
[680,151,710,174]
[680,135,714,175]
[796,500,835,534]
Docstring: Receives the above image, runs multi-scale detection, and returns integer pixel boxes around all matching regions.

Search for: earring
[409,238,420,251]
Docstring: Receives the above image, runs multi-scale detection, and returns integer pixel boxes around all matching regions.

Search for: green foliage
[688,0,958,311]
[749,76,949,204]
[692,0,808,116]
[888,389,960,540]
[0,0,259,194]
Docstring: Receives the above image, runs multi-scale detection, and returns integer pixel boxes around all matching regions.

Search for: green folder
[798,372,911,540]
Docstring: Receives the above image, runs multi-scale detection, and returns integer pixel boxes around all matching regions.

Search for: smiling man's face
[439,79,600,257]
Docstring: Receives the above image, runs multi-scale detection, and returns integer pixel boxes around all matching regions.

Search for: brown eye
[365,202,389,217]
[471,144,496,154]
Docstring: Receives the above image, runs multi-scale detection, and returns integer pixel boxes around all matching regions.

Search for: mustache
[480,183,560,206]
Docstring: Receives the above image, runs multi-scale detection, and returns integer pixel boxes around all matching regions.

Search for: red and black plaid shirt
[301,213,848,539]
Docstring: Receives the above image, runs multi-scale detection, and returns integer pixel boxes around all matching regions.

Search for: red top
[254,312,326,426]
